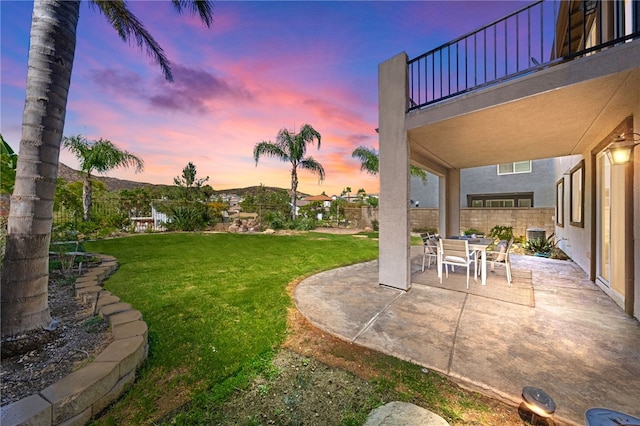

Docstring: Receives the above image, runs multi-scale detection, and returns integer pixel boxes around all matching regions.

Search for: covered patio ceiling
[407,41,640,173]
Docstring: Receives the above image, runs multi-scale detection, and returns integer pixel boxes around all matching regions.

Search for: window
[570,160,584,227]
[487,199,514,207]
[467,192,533,208]
[497,161,532,175]
[556,178,564,227]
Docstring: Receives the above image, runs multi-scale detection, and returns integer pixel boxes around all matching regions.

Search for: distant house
[304,194,333,209]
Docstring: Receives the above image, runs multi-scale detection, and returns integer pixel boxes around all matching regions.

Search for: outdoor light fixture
[606,132,640,165]
[521,386,556,425]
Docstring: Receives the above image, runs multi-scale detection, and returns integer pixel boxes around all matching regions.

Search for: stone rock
[364,402,450,426]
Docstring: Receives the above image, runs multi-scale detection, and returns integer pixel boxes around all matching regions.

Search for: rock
[364,401,450,426]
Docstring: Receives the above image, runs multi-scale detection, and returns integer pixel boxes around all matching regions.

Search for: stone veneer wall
[359,207,555,238]
[1,255,148,426]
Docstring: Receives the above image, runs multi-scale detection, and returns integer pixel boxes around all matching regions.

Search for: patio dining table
[437,237,495,286]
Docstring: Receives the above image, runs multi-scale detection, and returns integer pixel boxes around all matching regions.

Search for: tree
[63,135,144,221]
[1,0,213,337]
[253,124,325,219]
[351,146,428,183]
[341,186,352,202]
[174,162,210,201]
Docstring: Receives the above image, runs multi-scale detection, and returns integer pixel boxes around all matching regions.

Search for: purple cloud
[89,64,252,114]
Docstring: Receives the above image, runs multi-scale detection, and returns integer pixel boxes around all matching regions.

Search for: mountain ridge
[57,163,306,197]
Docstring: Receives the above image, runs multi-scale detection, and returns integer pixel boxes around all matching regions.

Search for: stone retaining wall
[1,255,148,426]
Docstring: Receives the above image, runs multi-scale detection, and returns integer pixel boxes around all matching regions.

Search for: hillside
[57,163,302,196]
[57,163,171,192]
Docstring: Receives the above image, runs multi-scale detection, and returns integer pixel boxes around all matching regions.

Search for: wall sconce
[606,132,640,165]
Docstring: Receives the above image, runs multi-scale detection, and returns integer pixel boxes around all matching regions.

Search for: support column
[378,52,411,291]
[632,113,639,320]
[444,169,461,238]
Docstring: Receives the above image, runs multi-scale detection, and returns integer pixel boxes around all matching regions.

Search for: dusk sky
[1,1,526,196]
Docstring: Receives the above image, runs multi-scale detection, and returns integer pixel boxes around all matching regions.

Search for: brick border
[1,255,148,426]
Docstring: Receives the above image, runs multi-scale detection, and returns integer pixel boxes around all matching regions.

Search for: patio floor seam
[351,290,404,343]
[447,293,468,375]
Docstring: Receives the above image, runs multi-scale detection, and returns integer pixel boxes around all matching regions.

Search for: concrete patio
[294,247,640,425]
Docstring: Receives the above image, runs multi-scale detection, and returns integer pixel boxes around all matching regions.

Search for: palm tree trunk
[1,0,80,337]
[290,168,298,220]
[83,174,92,221]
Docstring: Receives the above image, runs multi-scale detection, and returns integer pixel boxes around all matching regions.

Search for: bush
[263,211,287,230]
[289,217,317,231]
[524,233,568,259]
[463,228,484,236]
[371,219,379,231]
[524,238,552,255]
[487,225,513,241]
[164,203,210,231]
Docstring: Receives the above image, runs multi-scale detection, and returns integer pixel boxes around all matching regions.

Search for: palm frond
[171,0,214,27]
[62,135,92,172]
[253,142,289,165]
[351,146,379,175]
[297,124,321,149]
[91,0,172,80]
[299,157,326,181]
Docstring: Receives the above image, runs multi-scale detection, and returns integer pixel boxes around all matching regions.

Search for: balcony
[408,0,640,111]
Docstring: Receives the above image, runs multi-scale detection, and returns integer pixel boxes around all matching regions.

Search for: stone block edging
[1,254,148,426]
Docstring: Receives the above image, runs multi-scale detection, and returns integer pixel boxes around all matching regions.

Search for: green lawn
[85,232,379,423]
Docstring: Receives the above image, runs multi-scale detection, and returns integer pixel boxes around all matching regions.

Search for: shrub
[487,225,513,241]
[524,233,568,259]
[463,228,484,236]
[263,211,287,230]
[165,203,210,231]
[371,219,379,231]
[289,217,317,231]
[524,238,551,254]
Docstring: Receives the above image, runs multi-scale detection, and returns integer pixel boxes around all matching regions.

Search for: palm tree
[254,125,325,220]
[352,146,428,183]
[63,135,144,221]
[1,0,213,337]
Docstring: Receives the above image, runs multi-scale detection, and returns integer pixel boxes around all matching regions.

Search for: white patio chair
[439,238,477,289]
[486,237,515,286]
[420,233,438,272]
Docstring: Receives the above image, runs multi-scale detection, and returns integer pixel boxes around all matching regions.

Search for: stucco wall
[411,158,557,208]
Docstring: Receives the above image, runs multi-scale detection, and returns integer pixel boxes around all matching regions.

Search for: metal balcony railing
[408,0,640,111]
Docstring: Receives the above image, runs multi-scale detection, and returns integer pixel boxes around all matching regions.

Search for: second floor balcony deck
[408,0,640,111]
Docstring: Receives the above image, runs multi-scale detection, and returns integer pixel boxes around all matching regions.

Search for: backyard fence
[356,206,555,240]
